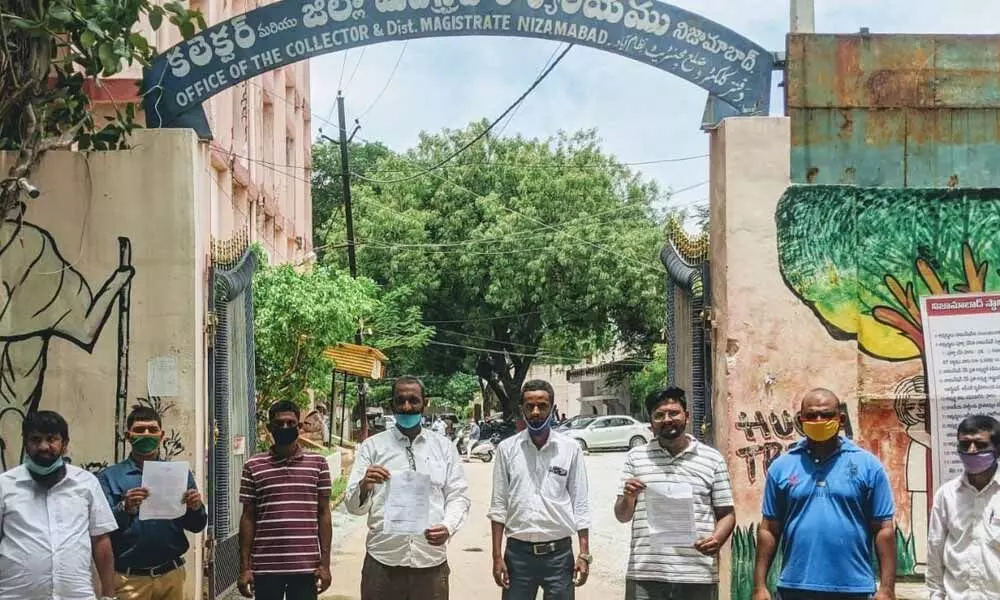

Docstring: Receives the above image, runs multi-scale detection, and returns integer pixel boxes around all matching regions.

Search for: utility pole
[336,92,359,281]
[321,91,370,441]
[789,0,815,33]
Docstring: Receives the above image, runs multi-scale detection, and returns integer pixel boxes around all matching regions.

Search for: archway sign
[142,0,773,139]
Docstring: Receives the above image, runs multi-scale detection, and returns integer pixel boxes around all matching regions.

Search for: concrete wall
[711,116,991,598]
[95,0,314,266]
[0,129,208,599]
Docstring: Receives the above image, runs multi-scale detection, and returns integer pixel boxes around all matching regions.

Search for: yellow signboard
[322,343,388,379]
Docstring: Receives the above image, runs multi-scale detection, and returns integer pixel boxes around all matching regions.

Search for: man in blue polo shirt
[751,388,897,600]
[98,406,207,600]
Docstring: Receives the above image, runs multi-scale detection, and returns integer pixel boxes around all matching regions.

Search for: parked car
[554,414,591,432]
[562,415,652,451]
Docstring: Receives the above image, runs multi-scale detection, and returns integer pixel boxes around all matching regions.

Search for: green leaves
[0,0,206,159]
[314,123,666,415]
[252,255,433,410]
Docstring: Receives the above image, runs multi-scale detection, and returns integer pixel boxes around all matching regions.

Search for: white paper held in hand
[382,470,431,535]
[645,482,696,548]
[139,460,190,521]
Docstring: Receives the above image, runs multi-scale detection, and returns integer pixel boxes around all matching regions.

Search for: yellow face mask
[802,418,840,442]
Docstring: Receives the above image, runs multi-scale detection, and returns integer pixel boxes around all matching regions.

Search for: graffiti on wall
[773,185,1000,577]
[734,403,854,484]
[0,203,135,469]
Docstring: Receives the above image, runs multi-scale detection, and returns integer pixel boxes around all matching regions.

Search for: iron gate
[207,235,258,599]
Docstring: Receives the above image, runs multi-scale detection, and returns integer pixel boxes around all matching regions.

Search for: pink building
[90,0,313,265]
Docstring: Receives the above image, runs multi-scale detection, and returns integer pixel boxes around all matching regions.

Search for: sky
[307,1,1000,215]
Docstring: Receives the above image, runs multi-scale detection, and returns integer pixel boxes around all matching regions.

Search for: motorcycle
[455,428,495,462]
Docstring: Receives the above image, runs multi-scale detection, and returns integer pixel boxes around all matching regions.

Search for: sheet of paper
[139,461,190,521]
[147,356,178,397]
[382,470,431,535]
[645,482,696,548]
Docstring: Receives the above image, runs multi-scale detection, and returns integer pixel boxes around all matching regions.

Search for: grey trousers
[625,579,717,600]
[502,539,575,600]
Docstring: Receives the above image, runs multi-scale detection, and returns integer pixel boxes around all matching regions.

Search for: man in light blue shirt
[751,388,897,600]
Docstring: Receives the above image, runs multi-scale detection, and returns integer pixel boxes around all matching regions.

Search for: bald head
[800,388,842,422]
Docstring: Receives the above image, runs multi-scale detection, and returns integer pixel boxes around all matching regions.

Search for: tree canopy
[316,122,666,416]
[251,247,432,412]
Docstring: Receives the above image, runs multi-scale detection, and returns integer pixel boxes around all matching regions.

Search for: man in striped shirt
[614,386,735,600]
[238,400,333,600]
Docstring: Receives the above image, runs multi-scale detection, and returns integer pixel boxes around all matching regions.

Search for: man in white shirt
[927,414,1000,600]
[488,379,591,599]
[345,376,470,600]
[615,386,735,600]
[0,410,118,600]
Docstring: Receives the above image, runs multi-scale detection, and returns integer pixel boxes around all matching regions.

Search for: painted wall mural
[0,202,135,470]
[769,185,1000,579]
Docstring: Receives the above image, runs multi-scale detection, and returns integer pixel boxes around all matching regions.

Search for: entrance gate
[142,0,775,138]
[206,232,259,599]
[141,3,777,598]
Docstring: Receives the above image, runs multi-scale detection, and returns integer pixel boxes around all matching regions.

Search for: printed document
[382,470,431,535]
[645,482,696,548]
[139,460,190,521]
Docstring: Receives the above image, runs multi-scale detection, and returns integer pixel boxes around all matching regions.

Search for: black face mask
[271,426,298,446]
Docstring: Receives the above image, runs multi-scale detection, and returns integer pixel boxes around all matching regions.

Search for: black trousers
[253,573,316,600]
[777,589,872,600]
[502,538,575,600]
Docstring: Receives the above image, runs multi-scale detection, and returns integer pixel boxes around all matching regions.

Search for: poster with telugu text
[921,293,1000,492]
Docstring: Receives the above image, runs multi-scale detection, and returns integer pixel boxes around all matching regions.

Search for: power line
[344,48,366,92]
[357,43,573,186]
[423,311,541,324]
[495,42,568,138]
[356,42,408,119]
[426,339,651,365]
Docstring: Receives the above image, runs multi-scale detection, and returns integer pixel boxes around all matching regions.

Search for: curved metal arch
[142,0,773,139]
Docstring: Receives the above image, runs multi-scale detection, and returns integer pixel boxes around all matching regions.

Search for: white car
[562,415,653,451]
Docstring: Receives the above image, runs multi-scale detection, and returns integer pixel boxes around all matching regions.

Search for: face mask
[395,413,422,430]
[130,435,160,455]
[802,419,840,442]
[271,426,299,446]
[24,455,64,476]
[525,412,553,437]
[959,450,997,475]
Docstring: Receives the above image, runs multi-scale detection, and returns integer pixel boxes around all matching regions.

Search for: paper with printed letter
[645,482,696,548]
[139,460,190,521]
[382,470,431,535]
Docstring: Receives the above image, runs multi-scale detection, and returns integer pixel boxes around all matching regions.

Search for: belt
[507,537,572,556]
[120,557,184,578]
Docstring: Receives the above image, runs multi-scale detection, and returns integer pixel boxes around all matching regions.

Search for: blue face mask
[395,413,422,430]
[525,412,553,437]
[24,455,64,476]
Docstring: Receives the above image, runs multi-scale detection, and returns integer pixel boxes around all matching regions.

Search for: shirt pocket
[542,464,569,499]
[55,494,91,534]
[426,463,447,489]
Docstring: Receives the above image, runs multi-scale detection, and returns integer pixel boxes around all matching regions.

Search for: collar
[270,444,303,462]
[519,429,555,451]
[12,463,74,488]
[648,434,698,456]
[788,436,860,455]
[390,426,425,444]
[961,463,1000,491]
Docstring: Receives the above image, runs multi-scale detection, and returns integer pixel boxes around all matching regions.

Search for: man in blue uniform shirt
[751,388,897,600]
[98,406,207,600]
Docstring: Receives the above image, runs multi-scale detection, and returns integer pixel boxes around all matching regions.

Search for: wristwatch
[578,553,593,565]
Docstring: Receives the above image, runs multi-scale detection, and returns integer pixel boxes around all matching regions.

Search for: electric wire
[355,42,409,119]
[356,43,573,185]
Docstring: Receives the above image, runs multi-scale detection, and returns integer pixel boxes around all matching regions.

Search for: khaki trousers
[115,565,186,600]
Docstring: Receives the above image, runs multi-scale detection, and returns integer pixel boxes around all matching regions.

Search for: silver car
[563,415,652,451]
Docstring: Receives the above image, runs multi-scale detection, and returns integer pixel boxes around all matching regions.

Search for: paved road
[321,450,928,600]
[322,451,631,599]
